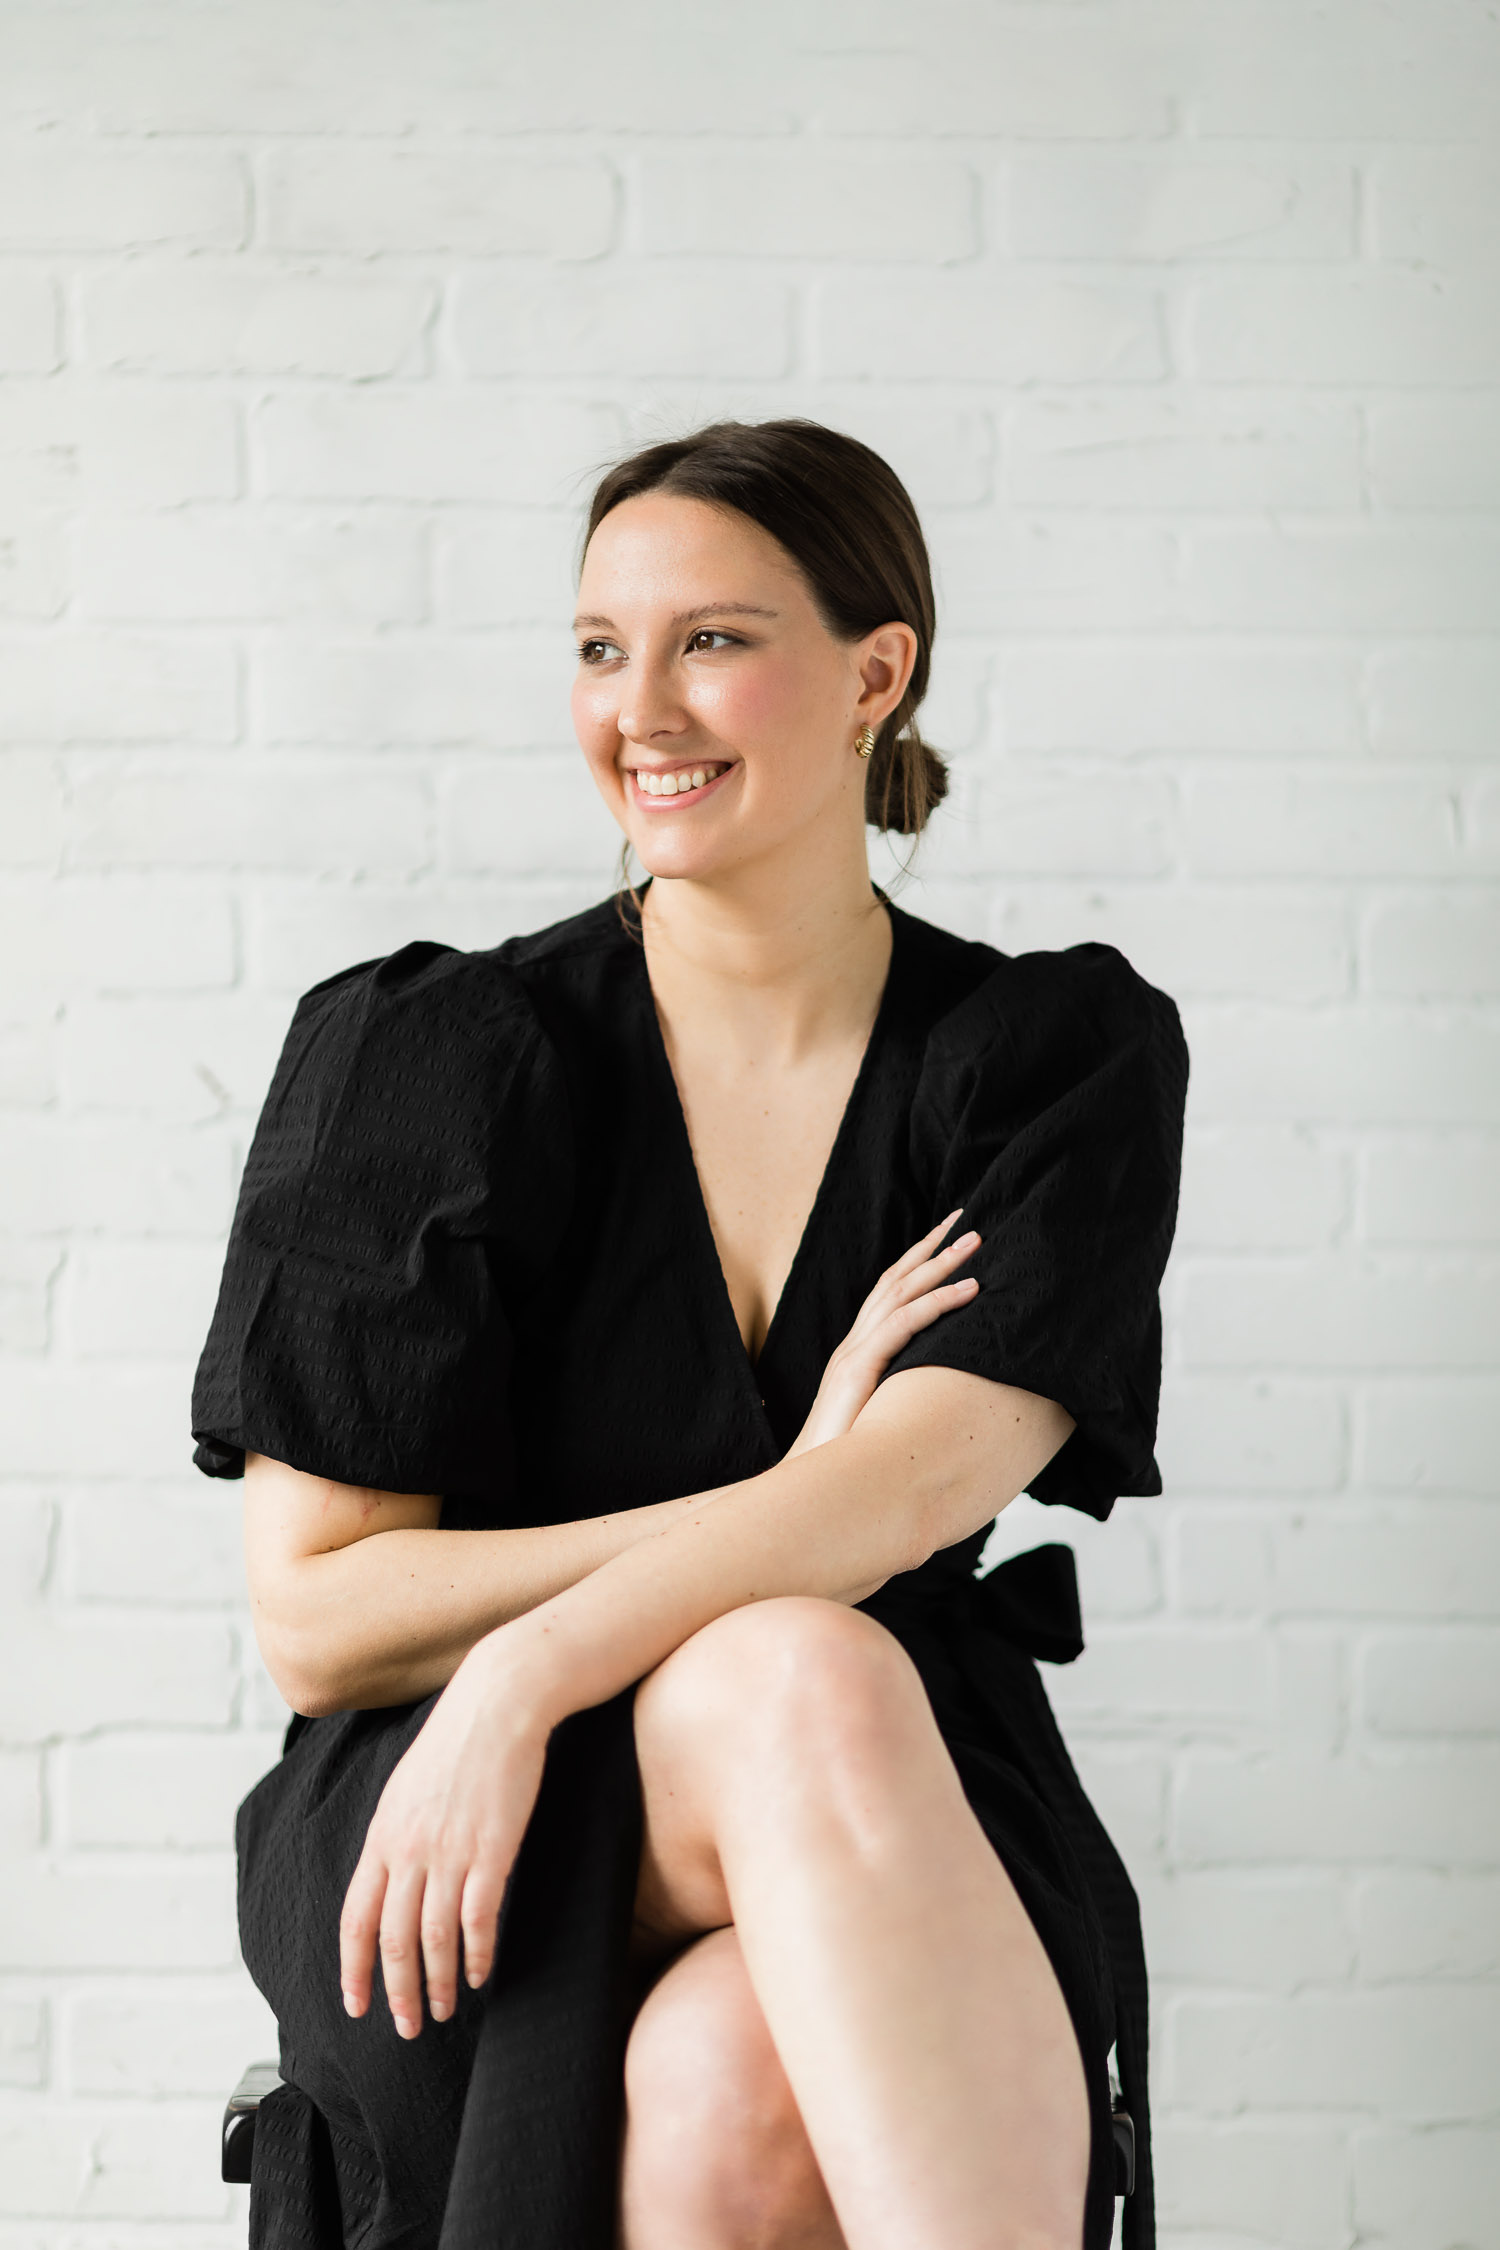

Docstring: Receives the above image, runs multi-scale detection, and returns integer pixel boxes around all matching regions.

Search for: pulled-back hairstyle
[582,419,948,837]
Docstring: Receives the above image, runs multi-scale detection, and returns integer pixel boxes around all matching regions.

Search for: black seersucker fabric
[193,894,1187,2250]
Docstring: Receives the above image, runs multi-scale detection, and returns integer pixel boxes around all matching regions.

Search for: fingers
[885,1208,965,1285]
[421,1865,465,2026]
[339,1850,389,2021]
[460,1860,508,1993]
[379,1865,428,2041]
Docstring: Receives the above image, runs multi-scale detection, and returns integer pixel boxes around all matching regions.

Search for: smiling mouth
[629,761,734,806]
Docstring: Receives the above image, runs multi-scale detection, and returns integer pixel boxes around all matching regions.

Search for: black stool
[223,2058,1136,2196]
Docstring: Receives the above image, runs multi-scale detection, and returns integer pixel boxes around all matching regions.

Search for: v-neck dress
[192,894,1187,2250]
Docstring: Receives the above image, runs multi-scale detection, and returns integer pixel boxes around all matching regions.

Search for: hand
[787,1211,981,1459]
[339,1637,553,2038]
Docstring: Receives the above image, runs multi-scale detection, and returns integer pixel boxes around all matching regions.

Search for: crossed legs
[618,1597,1090,2250]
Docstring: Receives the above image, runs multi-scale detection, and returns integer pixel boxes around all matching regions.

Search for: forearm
[256,1493,695,1715]
[484,1369,1071,1729]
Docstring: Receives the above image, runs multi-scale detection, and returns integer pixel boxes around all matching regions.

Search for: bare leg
[620,1927,845,2250]
[626,1597,1090,2250]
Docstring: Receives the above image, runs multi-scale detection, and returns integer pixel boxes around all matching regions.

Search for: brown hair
[582,419,948,836]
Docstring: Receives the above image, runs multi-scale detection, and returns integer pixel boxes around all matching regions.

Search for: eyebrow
[572,603,781,633]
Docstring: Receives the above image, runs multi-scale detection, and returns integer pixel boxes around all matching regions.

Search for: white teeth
[635,763,724,798]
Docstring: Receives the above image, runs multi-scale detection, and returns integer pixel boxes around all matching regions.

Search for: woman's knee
[621,1931,839,2249]
[643,1596,928,1779]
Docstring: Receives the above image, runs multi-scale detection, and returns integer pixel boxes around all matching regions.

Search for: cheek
[570,675,618,778]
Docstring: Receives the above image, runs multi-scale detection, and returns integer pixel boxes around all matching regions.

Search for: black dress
[192,894,1186,2250]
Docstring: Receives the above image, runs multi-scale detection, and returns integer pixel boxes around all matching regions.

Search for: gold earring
[856,725,876,760]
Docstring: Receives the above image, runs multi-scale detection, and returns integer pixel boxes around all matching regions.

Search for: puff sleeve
[887,944,1187,1520]
[190,941,568,1497]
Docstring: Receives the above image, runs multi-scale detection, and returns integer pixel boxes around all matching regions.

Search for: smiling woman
[191,420,1186,2250]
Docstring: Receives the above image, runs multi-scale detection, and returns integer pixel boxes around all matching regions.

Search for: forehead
[578,492,807,606]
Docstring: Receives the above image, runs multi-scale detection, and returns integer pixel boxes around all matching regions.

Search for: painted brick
[60,1488,243,1609]
[259,636,570,750]
[1360,1629,1500,1737]
[0,1239,60,1349]
[1354,2126,1500,2250]
[1360,1134,1500,1245]
[1181,1255,1500,1372]
[1176,1505,1500,1622]
[243,879,603,995]
[0,877,237,998]
[1356,1873,1500,1981]
[69,762,431,876]
[441,760,625,881]
[1359,1378,1500,1494]
[1184,1005,1500,1125]
[995,637,1359,754]
[992,887,1351,1004]
[1157,1378,1347,1494]
[1367,640,1500,757]
[1189,267,1500,384]
[0,638,236,745]
[1004,396,1363,511]
[1167,1988,1500,2122]
[60,1730,281,1849]
[1370,397,1500,511]
[638,149,976,261]
[263,146,615,256]
[1151,2121,1350,2247]
[1175,1748,1500,1865]
[0,754,64,867]
[818,271,1168,384]
[1369,148,1500,269]
[966,768,1176,878]
[0,1745,45,1848]
[433,509,580,629]
[1139,1871,1353,1992]
[0,1025,56,1109]
[1009,156,1355,262]
[452,270,793,380]
[77,512,427,627]
[1362,893,1500,998]
[1047,1623,1274,1726]
[0,143,246,251]
[0,2104,232,2217]
[1175,1129,1348,1249]
[0,1120,236,1238]
[258,390,623,505]
[0,1998,46,2089]
[0,1606,233,1742]
[0,1363,186,1478]
[0,271,59,372]
[1180,525,1500,633]
[65,1978,278,2098]
[82,263,434,378]
[936,519,1177,635]
[804,14,1172,138]
[63,1240,225,1360]
[1182,0,1500,139]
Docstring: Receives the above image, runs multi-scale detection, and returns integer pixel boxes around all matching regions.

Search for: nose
[616,652,689,751]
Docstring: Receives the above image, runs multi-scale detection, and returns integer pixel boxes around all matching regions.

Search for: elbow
[252,1607,358,1720]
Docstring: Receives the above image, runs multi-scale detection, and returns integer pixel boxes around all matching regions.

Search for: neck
[639,817,891,1061]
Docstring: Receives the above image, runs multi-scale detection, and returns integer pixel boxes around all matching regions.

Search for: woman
[193,419,1186,2250]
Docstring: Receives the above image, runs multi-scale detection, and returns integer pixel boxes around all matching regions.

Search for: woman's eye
[577,639,620,665]
[687,629,738,653]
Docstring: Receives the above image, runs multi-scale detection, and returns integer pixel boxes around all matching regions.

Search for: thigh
[621,1927,845,2250]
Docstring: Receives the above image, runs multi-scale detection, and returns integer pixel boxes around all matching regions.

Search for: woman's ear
[856,623,919,726]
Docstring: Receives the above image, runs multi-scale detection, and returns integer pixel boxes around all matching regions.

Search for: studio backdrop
[0,2,1496,2245]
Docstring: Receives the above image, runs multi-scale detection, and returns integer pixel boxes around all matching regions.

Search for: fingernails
[466,1967,486,1990]
[430,1999,451,2024]
[395,2014,418,2040]
[342,1990,360,2017]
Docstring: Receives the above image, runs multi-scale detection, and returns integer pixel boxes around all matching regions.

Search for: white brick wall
[0,1,1495,2242]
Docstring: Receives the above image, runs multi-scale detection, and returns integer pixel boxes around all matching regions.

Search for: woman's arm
[242,1468,699,1717]
[341,1361,1073,2034]
[246,1214,984,1716]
